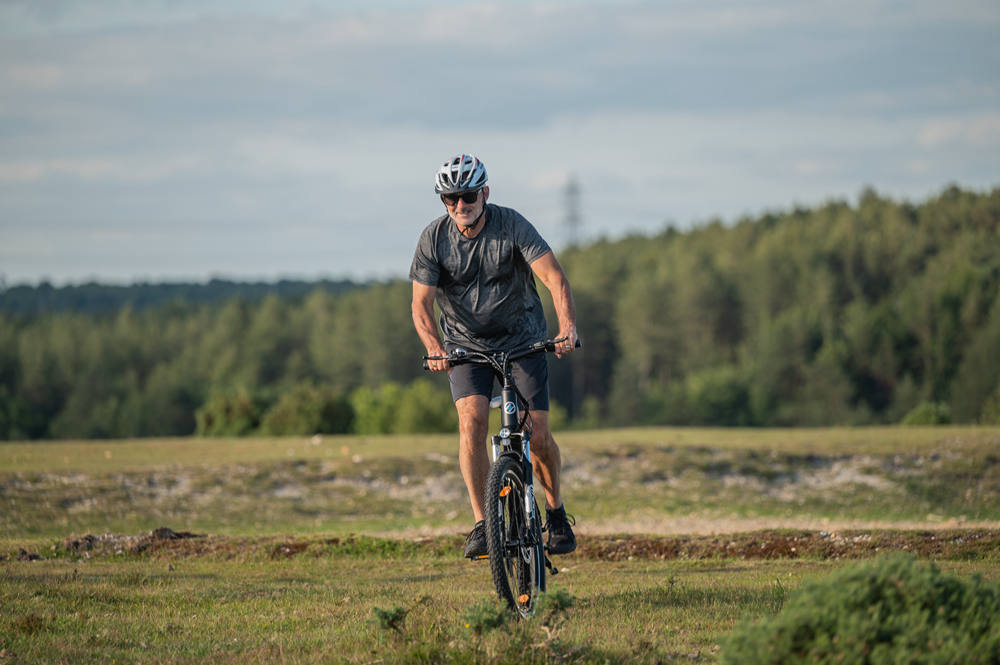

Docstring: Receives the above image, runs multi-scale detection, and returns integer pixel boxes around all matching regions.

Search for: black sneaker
[545,505,577,555]
[463,520,487,559]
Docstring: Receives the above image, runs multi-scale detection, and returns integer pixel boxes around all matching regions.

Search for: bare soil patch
[575,529,1000,561]
[6,526,999,563]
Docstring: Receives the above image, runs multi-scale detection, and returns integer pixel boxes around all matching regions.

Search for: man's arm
[530,251,578,358]
[411,281,449,372]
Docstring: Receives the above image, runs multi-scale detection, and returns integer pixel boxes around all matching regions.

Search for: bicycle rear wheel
[484,453,545,617]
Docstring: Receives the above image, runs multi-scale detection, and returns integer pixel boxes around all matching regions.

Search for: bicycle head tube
[500,385,519,430]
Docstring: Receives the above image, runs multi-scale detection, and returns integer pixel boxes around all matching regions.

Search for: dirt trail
[8,524,998,563]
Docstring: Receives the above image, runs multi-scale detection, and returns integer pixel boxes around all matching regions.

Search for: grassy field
[2,426,1000,663]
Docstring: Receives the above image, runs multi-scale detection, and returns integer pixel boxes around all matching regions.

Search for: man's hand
[424,347,450,372]
[554,327,579,358]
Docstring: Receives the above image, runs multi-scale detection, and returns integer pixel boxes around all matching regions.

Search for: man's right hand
[425,348,449,372]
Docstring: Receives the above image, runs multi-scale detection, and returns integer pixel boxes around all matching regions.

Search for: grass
[0,550,841,663]
[3,426,996,474]
[4,427,998,538]
[2,425,1000,663]
[5,547,998,664]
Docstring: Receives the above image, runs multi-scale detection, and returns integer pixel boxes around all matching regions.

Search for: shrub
[392,378,457,434]
[195,387,264,436]
[350,383,403,434]
[901,401,952,425]
[259,382,354,435]
[979,385,1000,425]
[351,379,457,434]
[721,553,1000,665]
[685,365,754,426]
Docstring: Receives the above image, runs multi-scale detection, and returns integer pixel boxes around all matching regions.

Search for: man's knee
[529,411,557,450]
[456,395,489,436]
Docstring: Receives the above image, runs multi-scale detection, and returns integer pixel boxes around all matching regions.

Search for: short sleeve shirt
[410,204,552,351]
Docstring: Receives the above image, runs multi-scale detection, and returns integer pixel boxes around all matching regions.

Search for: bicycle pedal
[544,556,559,575]
[473,554,490,560]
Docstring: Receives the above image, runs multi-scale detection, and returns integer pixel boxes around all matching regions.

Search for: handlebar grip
[423,354,460,370]
[545,338,583,351]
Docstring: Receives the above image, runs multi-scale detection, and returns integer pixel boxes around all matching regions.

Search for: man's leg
[527,409,562,510]
[529,408,576,554]
[456,394,490,522]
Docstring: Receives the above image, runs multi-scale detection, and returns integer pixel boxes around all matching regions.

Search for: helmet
[434,154,488,194]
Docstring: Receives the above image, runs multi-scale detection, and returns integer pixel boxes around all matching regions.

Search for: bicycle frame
[424,338,567,614]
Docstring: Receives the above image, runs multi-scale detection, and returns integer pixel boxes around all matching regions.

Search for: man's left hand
[554,328,579,358]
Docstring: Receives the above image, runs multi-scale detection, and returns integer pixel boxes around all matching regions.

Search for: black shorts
[447,347,550,411]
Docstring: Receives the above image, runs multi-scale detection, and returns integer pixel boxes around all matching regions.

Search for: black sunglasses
[440,190,481,206]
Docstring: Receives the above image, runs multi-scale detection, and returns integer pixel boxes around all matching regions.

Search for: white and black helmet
[434,154,488,194]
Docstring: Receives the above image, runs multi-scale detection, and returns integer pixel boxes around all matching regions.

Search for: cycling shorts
[447,347,550,411]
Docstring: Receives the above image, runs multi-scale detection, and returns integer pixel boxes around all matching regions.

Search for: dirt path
[9,525,998,563]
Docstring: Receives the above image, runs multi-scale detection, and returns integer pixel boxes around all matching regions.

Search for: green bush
[901,401,952,425]
[350,383,404,434]
[685,365,754,426]
[979,385,1000,425]
[195,387,264,436]
[259,383,354,435]
[351,379,457,434]
[391,378,457,434]
[722,554,1000,665]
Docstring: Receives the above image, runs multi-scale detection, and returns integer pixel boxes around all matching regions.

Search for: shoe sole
[547,542,577,555]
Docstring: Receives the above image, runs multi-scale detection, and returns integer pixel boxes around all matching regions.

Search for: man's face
[442,186,489,227]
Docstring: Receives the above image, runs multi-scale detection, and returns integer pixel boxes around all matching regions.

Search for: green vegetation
[3,428,1000,663]
[722,554,1000,664]
[2,185,999,439]
[3,543,998,664]
[0,553,803,664]
[0,278,365,315]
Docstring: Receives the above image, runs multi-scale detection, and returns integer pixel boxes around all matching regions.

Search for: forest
[1,184,998,440]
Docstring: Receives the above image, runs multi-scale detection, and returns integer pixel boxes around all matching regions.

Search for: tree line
[1,184,998,440]
[0,278,363,316]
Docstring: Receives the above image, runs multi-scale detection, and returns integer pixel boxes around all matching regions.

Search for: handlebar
[422,337,581,370]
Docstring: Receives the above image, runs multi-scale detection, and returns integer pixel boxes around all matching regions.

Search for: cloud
[917,113,1000,148]
[0,1,998,284]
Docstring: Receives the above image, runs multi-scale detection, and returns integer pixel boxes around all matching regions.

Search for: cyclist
[410,154,579,559]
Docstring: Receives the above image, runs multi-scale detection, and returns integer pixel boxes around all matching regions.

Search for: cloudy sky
[2,1,998,286]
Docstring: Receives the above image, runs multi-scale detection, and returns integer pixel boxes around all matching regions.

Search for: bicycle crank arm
[544,554,558,576]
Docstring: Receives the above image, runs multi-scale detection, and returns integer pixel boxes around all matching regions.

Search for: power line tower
[562,174,585,419]
[564,174,581,248]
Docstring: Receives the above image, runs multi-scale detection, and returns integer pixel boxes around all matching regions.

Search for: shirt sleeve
[512,211,552,264]
[409,224,441,286]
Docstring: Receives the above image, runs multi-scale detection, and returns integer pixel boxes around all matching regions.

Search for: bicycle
[424,337,576,617]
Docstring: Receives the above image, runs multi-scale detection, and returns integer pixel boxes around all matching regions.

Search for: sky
[1,1,998,287]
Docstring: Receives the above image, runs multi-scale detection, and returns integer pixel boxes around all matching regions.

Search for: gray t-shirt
[410,204,552,351]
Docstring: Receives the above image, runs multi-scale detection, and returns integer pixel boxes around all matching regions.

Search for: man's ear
[483,186,490,202]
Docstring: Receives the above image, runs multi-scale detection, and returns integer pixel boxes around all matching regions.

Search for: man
[410,153,579,559]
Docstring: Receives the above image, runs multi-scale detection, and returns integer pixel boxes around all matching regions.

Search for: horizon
[2,1,998,287]
[2,180,993,290]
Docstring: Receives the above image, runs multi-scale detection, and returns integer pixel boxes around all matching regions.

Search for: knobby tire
[484,453,545,618]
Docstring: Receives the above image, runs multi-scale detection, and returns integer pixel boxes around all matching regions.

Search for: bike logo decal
[504,401,516,414]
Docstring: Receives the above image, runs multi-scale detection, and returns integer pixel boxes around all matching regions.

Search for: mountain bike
[424,337,575,617]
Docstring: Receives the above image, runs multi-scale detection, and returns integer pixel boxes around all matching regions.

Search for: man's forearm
[551,275,576,335]
[412,301,444,354]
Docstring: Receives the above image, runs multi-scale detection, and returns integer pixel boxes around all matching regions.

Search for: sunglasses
[440,190,481,206]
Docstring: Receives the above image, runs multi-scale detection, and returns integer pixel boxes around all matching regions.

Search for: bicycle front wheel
[484,453,545,617]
